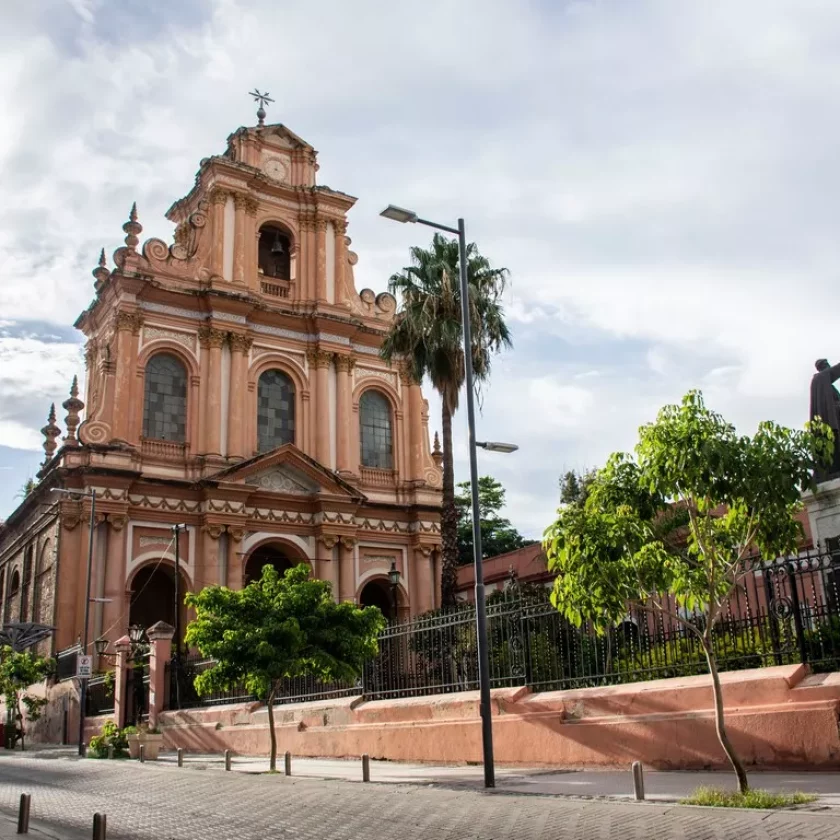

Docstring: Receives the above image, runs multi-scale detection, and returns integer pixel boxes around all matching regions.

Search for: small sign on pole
[77,655,93,678]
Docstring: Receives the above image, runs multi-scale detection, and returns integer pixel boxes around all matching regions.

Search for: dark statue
[810,358,840,481]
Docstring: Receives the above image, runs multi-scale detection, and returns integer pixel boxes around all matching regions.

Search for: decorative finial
[92,247,109,289]
[432,432,443,468]
[41,403,61,466]
[123,202,142,252]
[62,376,85,446]
[249,89,274,127]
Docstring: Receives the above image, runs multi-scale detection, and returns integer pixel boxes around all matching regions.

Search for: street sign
[77,655,92,678]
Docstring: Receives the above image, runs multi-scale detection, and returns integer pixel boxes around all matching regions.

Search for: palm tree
[381,233,512,607]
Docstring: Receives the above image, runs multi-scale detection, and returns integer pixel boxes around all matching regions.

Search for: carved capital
[62,511,81,531]
[244,196,260,217]
[227,525,246,542]
[202,523,225,540]
[208,187,229,206]
[298,212,316,232]
[306,349,334,369]
[228,332,254,353]
[413,543,434,558]
[108,514,128,531]
[115,311,144,334]
[232,192,249,211]
[198,326,228,349]
[315,218,329,233]
[318,533,339,550]
[333,218,348,235]
[339,535,356,549]
[398,361,419,386]
[334,354,356,374]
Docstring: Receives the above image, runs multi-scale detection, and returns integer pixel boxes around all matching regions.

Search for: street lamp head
[380,204,418,224]
[128,624,145,645]
[388,560,401,588]
[477,441,519,454]
[94,638,108,657]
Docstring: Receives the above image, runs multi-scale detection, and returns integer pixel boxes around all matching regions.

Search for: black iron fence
[85,674,115,717]
[124,653,150,726]
[55,645,80,682]
[163,546,840,711]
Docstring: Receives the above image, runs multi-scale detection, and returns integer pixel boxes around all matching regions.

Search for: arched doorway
[243,543,297,586]
[128,563,189,643]
[359,579,398,621]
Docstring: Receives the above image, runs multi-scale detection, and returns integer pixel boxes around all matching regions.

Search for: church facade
[0,117,443,656]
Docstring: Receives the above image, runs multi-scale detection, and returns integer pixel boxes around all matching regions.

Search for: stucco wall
[157,665,840,770]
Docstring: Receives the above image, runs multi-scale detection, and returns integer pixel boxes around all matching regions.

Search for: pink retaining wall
[158,665,840,769]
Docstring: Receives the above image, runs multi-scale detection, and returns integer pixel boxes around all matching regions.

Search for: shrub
[87,720,129,759]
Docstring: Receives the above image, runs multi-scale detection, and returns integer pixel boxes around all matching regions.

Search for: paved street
[1,752,840,840]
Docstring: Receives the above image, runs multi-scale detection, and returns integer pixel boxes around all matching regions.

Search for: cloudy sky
[1,0,839,537]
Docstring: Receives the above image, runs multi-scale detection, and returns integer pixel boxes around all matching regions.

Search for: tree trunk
[440,404,459,608]
[702,640,749,793]
[266,686,277,772]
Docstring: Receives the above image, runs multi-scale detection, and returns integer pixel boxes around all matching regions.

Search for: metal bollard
[17,793,31,834]
[361,754,370,783]
[631,761,645,801]
[177,748,183,768]
[92,813,106,840]
[284,751,291,776]
[139,744,145,764]
[224,749,231,771]
[107,745,114,760]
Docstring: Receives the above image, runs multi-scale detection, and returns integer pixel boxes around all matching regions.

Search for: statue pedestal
[803,477,840,547]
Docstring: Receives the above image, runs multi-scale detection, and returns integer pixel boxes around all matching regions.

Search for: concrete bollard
[107,745,114,760]
[224,750,231,771]
[361,754,370,783]
[17,792,31,834]
[177,748,183,768]
[92,813,106,840]
[139,744,145,764]
[284,751,291,776]
[631,761,645,801]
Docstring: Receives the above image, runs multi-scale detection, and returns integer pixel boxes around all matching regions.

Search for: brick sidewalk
[1,753,839,840]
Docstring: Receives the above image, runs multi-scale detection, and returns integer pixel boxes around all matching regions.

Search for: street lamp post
[171,524,187,710]
[388,560,401,622]
[380,204,518,789]
[51,487,97,757]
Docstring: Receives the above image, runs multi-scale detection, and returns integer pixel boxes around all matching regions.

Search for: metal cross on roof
[249,89,275,127]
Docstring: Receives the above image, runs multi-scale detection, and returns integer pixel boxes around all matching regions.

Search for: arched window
[21,547,33,622]
[360,390,393,469]
[7,569,20,622]
[143,353,187,442]
[258,225,291,281]
[257,370,296,452]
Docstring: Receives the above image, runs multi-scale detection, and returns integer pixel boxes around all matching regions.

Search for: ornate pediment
[244,465,317,495]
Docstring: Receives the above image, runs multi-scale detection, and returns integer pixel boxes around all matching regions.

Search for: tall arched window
[143,353,188,442]
[21,547,33,622]
[257,370,296,452]
[7,569,20,622]
[360,390,393,469]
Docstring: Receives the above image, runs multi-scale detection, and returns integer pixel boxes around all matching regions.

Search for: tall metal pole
[78,489,96,757]
[457,218,495,789]
[172,525,182,710]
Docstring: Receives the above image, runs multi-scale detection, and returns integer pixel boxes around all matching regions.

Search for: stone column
[200,327,227,455]
[339,537,356,603]
[308,350,333,466]
[100,516,127,647]
[403,366,424,481]
[335,354,355,476]
[113,636,131,729]
[333,220,348,303]
[318,537,340,601]
[209,187,227,276]
[413,545,434,615]
[297,215,312,300]
[146,621,175,730]
[112,312,143,441]
[315,219,328,302]
[226,333,252,459]
[244,197,259,289]
[232,193,247,285]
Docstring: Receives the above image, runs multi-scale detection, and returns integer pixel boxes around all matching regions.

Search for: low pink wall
[159,665,840,770]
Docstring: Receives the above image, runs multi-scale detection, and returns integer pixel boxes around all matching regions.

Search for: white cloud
[1,0,839,538]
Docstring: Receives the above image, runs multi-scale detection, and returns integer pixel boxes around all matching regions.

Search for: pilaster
[335,354,356,476]
[308,350,333,465]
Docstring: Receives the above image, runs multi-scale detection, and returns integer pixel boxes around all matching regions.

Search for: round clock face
[264,157,288,182]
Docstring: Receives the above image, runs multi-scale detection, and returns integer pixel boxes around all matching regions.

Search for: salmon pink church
[0,107,444,656]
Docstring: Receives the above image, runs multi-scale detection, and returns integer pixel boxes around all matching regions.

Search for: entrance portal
[128,564,188,642]
[359,579,396,620]
[244,544,296,586]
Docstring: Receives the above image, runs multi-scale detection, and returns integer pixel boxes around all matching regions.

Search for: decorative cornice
[140,303,202,322]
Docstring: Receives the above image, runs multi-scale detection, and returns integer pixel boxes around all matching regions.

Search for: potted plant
[124,723,164,760]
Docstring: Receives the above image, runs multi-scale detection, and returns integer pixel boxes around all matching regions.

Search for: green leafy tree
[381,233,512,607]
[543,391,833,793]
[0,647,54,750]
[559,469,596,508]
[185,565,385,771]
[455,475,528,564]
